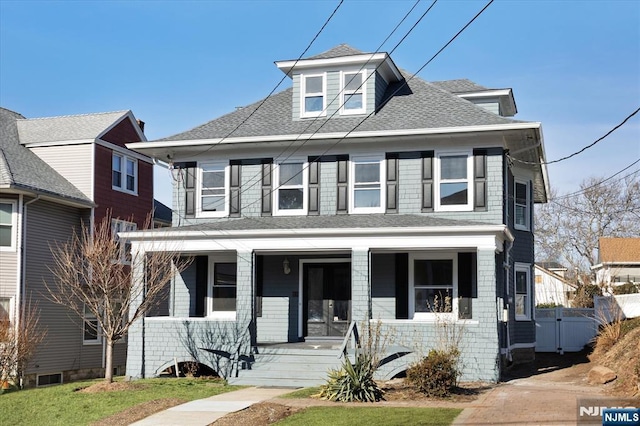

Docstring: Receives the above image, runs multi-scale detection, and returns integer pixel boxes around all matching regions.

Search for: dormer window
[342,71,365,114]
[302,74,325,117]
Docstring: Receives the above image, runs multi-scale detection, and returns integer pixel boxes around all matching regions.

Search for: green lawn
[277,406,462,425]
[0,378,240,425]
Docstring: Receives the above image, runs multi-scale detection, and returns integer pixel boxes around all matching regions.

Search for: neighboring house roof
[0,107,93,206]
[598,238,640,263]
[16,110,134,145]
[534,264,577,288]
[153,199,172,224]
[536,261,567,271]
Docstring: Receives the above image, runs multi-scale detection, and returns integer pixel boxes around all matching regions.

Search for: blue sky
[1,0,638,206]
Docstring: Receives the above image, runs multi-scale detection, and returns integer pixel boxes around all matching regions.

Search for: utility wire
[509,107,640,166]
[552,158,640,200]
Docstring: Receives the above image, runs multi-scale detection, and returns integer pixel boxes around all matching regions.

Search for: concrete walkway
[130,387,294,426]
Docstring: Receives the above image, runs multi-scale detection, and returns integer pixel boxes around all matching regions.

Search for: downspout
[502,151,513,363]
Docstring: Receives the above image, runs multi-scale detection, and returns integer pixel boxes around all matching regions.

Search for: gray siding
[257,255,300,342]
[319,160,337,215]
[371,253,395,319]
[374,71,388,111]
[22,200,125,377]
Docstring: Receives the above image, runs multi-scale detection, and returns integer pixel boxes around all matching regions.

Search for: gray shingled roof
[0,107,93,205]
[431,79,491,93]
[144,214,492,234]
[17,110,129,144]
[306,43,365,60]
[161,68,523,142]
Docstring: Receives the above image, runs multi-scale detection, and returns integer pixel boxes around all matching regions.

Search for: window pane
[202,195,225,212]
[516,270,528,293]
[0,203,11,224]
[515,205,526,226]
[344,93,363,110]
[305,76,323,94]
[203,170,225,188]
[84,319,98,341]
[441,156,467,179]
[0,298,9,320]
[212,287,237,311]
[0,226,11,247]
[279,163,303,186]
[305,96,323,112]
[354,189,380,208]
[112,170,121,187]
[515,182,527,204]
[279,189,304,210]
[112,155,121,172]
[126,175,135,191]
[126,159,135,175]
[515,294,526,316]
[440,183,468,205]
[414,260,453,286]
[415,288,452,313]
[344,73,362,91]
[355,163,379,183]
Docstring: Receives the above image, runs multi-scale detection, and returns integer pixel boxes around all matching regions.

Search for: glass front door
[303,262,351,338]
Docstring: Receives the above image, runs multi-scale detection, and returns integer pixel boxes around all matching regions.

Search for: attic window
[302,74,325,117]
[342,71,365,114]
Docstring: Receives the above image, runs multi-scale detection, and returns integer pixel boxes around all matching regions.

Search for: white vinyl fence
[535,307,597,353]
[594,294,640,323]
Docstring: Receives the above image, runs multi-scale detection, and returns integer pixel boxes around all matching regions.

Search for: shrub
[318,353,384,402]
[536,302,563,309]
[613,282,639,295]
[572,284,602,308]
[406,349,461,398]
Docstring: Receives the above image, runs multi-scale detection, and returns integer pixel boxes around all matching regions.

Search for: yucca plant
[319,353,384,402]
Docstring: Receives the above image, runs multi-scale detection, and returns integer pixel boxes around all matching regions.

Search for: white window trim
[112,152,138,195]
[0,199,17,251]
[434,151,474,212]
[409,252,458,320]
[197,161,229,218]
[273,159,308,216]
[83,305,102,345]
[514,263,532,321]
[514,179,531,231]
[340,70,366,115]
[112,219,137,264]
[349,155,385,214]
[300,73,327,118]
[207,254,237,320]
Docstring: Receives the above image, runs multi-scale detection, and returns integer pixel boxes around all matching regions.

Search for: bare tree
[46,213,190,383]
[0,301,46,388]
[536,174,640,277]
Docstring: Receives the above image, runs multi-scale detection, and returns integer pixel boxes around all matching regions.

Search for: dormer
[275,44,403,120]
[431,79,518,117]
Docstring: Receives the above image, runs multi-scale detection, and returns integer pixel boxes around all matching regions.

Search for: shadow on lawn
[501,348,592,382]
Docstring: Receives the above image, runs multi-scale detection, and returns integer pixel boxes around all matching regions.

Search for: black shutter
[308,158,320,215]
[194,256,208,317]
[386,156,398,213]
[421,152,434,211]
[175,161,197,218]
[395,253,409,319]
[336,156,349,214]
[458,252,477,319]
[229,162,241,217]
[261,161,272,216]
[474,149,487,211]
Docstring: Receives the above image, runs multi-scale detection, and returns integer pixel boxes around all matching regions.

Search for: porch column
[126,244,146,379]
[235,250,253,350]
[472,248,500,381]
[351,248,370,322]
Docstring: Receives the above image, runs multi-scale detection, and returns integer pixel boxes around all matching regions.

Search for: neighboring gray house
[124,44,549,385]
[0,107,151,386]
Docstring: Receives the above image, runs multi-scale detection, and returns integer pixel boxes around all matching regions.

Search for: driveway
[453,352,638,425]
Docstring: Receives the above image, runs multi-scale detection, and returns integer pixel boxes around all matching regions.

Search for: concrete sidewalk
[130,387,294,426]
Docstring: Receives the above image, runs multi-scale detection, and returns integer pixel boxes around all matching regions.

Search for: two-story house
[0,107,152,386]
[124,44,549,385]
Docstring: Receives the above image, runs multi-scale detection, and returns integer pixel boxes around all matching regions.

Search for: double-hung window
[436,152,473,211]
[274,161,307,215]
[199,162,228,217]
[83,304,101,344]
[342,71,365,114]
[111,219,137,264]
[208,256,237,319]
[515,263,532,320]
[410,253,457,319]
[350,156,384,213]
[302,74,325,117]
[0,200,16,250]
[112,153,137,194]
[514,180,530,230]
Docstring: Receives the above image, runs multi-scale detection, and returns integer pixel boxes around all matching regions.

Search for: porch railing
[338,320,361,359]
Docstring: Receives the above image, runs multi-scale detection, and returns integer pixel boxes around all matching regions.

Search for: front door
[303,262,351,338]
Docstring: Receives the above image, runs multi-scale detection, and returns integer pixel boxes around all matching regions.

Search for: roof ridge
[17,110,129,121]
[0,106,26,118]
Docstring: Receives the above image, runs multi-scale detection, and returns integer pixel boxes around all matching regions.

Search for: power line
[509,106,640,166]
[553,158,640,200]
[237,0,494,213]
